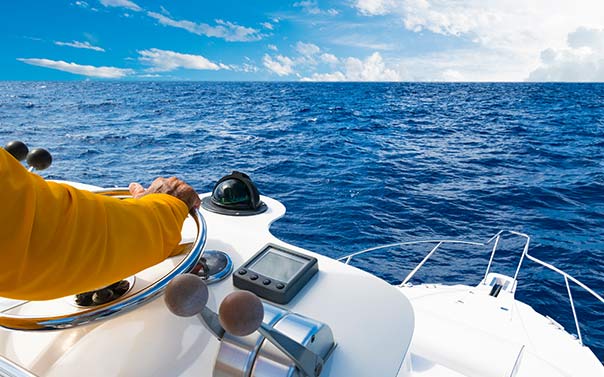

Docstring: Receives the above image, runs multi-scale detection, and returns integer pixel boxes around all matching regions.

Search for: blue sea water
[1,81,603,358]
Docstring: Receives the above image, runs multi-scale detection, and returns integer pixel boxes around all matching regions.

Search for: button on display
[238,269,247,275]
[263,279,271,285]
[250,274,259,281]
[276,283,285,289]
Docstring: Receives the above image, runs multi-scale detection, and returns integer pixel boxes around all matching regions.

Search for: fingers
[129,182,146,198]
[135,177,200,212]
[191,194,201,209]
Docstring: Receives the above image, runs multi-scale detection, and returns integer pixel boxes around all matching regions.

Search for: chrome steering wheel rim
[0,188,207,331]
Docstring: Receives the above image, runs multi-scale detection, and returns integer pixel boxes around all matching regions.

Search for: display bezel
[233,243,319,304]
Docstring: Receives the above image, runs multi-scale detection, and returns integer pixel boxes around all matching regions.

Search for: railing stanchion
[511,233,530,293]
[484,235,500,283]
[565,275,583,346]
[400,242,443,286]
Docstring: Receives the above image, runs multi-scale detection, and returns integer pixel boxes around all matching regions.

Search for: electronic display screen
[250,248,306,282]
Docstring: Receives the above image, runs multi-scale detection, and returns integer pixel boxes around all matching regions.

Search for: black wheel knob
[92,288,116,305]
[26,148,52,170]
[4,141,29,161]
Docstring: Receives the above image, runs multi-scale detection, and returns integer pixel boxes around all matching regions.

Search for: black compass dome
[202,171,267,216]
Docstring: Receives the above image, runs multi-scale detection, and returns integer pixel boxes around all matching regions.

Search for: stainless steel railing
[338,230,604,347]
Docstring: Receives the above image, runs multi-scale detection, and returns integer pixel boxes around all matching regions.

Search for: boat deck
[401,283,604,377]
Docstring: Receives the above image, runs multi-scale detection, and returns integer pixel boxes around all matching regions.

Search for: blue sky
[2,0,604,81]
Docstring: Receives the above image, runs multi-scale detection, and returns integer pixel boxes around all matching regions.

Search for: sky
[1,0,604,82]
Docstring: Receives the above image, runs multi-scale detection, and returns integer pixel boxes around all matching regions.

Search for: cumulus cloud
[354,0,577,51]
[17,58,132,78]
[268,44,278,51]
[99,0,141,12]
[296,42,321,57]
[263,54,295,76]
[138,48,225,72]
[302,72,346,81]
[54,40,105,52]
[321,53,339,65]
[295,42,340,67]
[302,52,403,81]
[266,42,383,80]
[342,52,401,81]
[352,0,604,81]
[147,12,262,42]
[528,28,604,82]
[261,22,273,30]
[355,0,395,15]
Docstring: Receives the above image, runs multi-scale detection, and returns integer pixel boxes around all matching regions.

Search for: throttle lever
[165,274,325,377]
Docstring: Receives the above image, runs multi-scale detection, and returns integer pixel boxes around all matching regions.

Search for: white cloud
[268,44,278,51]
[261,22,274,30]
[295,42,338,66]
[266,43,398,80]
[263,54,295,76]
[99,0,141,12]
[567,27,604,52]
[17,58,132,78]
[54,40,105,52]
[294,1,339,16]
[321,53,339,65]
[355,0,394,15]
[528,28,604,82]
[278,40,518,82]
[296,42,321,57]
[301,72,346,81]
[147,12,262,42]
[343,52,401,81]
[352,0,604,81]
[302,52,403,81]
[138,48,225,72]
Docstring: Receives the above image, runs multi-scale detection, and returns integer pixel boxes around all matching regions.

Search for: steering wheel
[0,188,207,331]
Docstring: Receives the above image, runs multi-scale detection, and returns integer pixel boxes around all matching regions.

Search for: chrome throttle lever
[165,274,325,377]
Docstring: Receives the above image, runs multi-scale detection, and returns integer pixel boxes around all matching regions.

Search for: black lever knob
[4,141,29,161]
[26,148,52,171]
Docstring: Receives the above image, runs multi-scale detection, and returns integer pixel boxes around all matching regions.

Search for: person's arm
[0,148,190,300]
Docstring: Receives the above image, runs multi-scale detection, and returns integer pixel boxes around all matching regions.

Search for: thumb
[129,182,146,198]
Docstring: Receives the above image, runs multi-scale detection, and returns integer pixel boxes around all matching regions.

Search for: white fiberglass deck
[401,283,604,377]
[340,232,604,377]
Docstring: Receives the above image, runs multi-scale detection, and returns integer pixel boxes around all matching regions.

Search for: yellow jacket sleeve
[0,148,189,300]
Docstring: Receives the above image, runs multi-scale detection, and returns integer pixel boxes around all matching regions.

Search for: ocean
[1,81,603,358]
